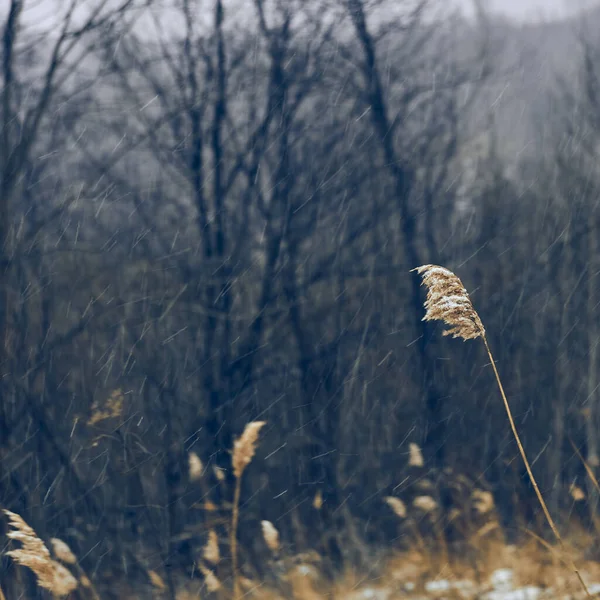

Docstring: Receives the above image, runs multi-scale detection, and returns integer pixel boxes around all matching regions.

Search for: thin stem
[231,476,242,600]
[482,335,591,598]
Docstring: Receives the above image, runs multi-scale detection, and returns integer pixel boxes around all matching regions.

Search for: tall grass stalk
[230,421,266,599]
[414,265,590,598]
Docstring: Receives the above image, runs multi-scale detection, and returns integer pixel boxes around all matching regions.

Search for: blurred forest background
[3,0,600,596]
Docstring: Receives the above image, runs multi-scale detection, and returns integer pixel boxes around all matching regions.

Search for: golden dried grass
[3,510,78,597]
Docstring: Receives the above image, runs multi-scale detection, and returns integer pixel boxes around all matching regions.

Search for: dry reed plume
[148,570,166,591]
[3,510,78,597]
[88,388,124,425]
[213,465,226,481]
[188,451,204,481]
[313,489,323,510]
[413,495,438,513]
[384,496,407,518]
[200,565,222,593]
[50,538,77,565]
[261,520,280,553]
[52,537,100,600]
[409,442,424,467]
[472,490,495,515]
[231,420,266,599]
[570,484,586,502]
[203,530,220,565]
[414,264,590,597]
[233,421,266,478]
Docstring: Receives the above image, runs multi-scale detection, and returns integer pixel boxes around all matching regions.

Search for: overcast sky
[5,0,600,35]
[459,0,600,21]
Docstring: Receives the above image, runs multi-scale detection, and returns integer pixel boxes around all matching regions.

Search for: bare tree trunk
[346,0,444,463]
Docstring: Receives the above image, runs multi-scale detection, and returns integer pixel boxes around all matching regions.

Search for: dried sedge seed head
[313,489,323,510]
[188,452,204,482]
[88,388,124,426]
[570,484,586,502]
[147,570,166,590]
[261,520,280,553]
[212,465,226,481]
[232,421,266,478]
[4,510,78,597]
[471,489,495,514]
[50,563,78,596]
[413,265,485,341]
[384,496,407,519]
[200,566,221,592]
[203,530,220,564]
[408,443,424,467]
[50,538,77,565]
[202,500,218,512]
[415,478,434,491]
[412,496,438,513]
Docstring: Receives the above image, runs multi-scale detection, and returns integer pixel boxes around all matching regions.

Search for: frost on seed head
[413,265,485,341]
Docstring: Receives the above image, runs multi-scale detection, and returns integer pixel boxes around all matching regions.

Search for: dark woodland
[2,0,600,597]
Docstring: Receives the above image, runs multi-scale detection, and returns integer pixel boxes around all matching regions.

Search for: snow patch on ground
[345,567,600,600]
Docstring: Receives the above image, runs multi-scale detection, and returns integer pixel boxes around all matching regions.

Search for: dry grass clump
[3,510,78,597]
[414,264,590,597]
